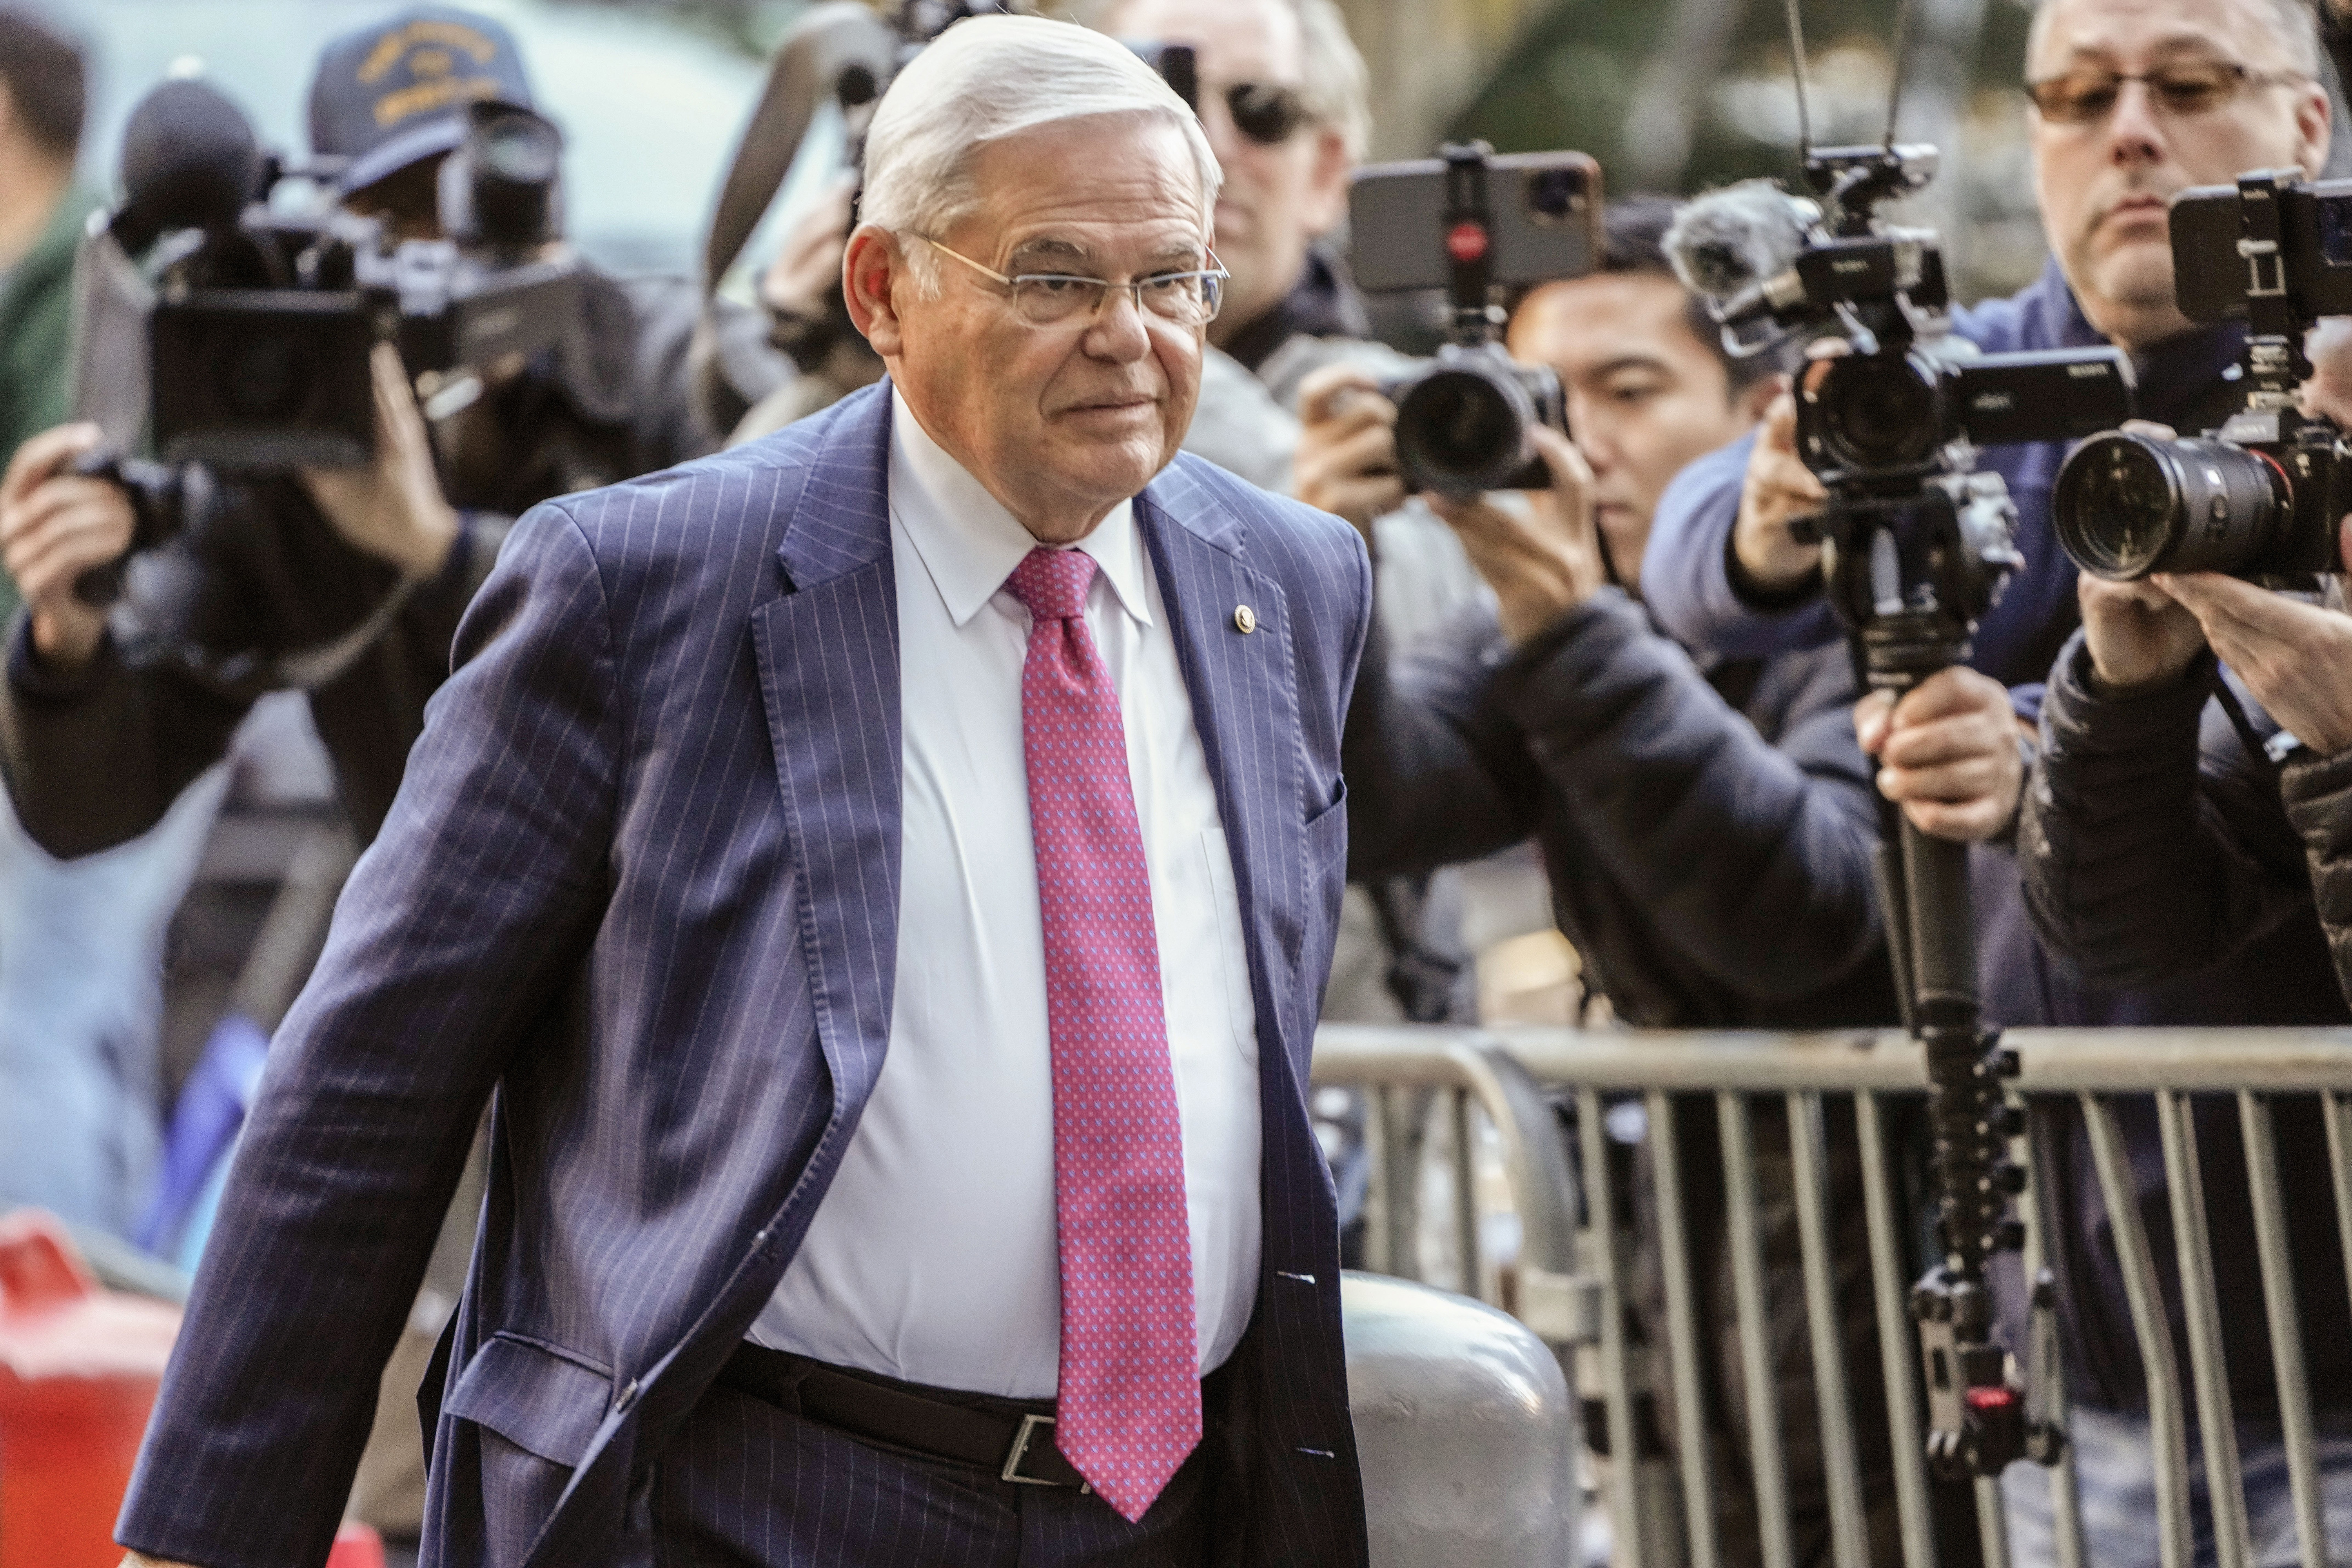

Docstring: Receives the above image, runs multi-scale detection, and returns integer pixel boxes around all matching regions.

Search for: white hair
[861,15,1222,289]
[2028,0,2320,76]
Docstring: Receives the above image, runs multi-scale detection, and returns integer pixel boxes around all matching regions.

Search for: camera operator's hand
[298,343,460,583]
[1,423,133,672]
[2074,423,2210,695]
[1294,363,1405,539]
[1731,390,1828,597]
[1854,667,2027,842]
[761,176,856,327]
[1424,425,1602,645]
[2150,524,2352,755]
[2078,573,2210,694]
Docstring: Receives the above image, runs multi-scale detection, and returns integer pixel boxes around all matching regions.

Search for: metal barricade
[1312,1023,2352,1568]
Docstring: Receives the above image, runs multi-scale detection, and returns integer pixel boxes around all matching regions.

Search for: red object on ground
[326,1521,387,1568]
[0,1209,182,1568]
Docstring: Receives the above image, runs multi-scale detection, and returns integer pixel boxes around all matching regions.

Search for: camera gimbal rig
[1761,51,2077,1483]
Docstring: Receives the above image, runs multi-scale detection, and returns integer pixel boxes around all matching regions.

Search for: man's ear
[1299,127,1353,238]
[2297,78,2332,179]
[843,225,906,359]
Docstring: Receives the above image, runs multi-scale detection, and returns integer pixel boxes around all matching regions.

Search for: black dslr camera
[113,78,579,471]
[1348,142,1598,496]
[2054,169,2351,581]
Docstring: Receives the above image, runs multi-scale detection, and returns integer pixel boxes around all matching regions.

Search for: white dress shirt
[750,392,1263,1398]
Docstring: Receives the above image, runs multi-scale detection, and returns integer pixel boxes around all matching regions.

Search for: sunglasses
[2024,59,2305,125]
[1221,81,1312,145]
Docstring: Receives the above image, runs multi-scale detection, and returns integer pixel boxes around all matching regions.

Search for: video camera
[1668,147,2132,634]
[1348,142,1599,496]
[102,76,580,472]
[2054,169,2350,581]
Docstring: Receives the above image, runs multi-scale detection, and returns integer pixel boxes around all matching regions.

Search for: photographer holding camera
[1645,0,2352,1550]
[0,6,705,860]
[1,12,738,1544]
[2014,335,2352,1561]
[1298,196,1931,1565]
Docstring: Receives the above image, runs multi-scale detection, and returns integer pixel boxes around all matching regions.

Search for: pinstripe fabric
[113,381,1372,1568]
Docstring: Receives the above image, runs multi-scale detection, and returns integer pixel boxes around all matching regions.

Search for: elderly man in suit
[113,18,1372,1568]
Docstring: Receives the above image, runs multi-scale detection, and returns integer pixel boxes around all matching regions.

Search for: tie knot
[1004,547,1096,623]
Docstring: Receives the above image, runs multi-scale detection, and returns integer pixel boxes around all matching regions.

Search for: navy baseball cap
[307,5,535,193]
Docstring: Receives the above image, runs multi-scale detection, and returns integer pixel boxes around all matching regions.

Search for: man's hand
[2149,519,2352,755]
[2077,573,2208,695]
[1294,363,1405,538]
[760,177,856,325]
[2073,418,2210,696]
[1731,391,1828,596]
[1855,667,2027,842]
[1425,425,1602,645]
[298,342,460,582]
[0,422,134,671]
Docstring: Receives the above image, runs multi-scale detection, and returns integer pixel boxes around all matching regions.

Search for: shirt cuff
[6,610,116,704]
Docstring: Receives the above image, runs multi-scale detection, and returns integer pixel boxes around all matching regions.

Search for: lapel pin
[1233,604,1257,634]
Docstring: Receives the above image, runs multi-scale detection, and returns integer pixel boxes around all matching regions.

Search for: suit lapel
[750,389,902,1119]
[1135,477,1310,1077]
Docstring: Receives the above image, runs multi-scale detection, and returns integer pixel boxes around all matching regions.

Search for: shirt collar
[887,388,1152,630]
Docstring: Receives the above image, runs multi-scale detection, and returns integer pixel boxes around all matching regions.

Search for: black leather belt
[719,1342,1091,1490]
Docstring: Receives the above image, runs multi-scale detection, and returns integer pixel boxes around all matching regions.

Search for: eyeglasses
[2024,59,2307,125]
[917,236,1229,328]
[1221,81,1311,145]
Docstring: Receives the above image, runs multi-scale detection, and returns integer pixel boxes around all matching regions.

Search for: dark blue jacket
[2019,635,2351,1422]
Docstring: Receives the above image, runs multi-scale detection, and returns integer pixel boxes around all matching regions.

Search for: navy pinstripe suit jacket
[115,383,1374,1568]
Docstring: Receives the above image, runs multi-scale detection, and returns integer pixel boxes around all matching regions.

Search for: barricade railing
[1311,1023,2352,1568]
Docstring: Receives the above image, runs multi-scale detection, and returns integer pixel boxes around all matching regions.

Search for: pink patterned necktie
[1001,545,1201,1523]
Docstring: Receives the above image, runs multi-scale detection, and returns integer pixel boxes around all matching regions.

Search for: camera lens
[1526,167,1582,223]
[451,109,561,249]
[2052,432,2285,580]
[1395,365,1532,494]
[1811,354,1942,472]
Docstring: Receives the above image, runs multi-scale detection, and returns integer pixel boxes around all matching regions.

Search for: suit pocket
[1303,777,1348,877]
[444,1331,614,1469]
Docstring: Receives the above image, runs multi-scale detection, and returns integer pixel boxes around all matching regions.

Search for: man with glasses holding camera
[1644,0,2352,1555]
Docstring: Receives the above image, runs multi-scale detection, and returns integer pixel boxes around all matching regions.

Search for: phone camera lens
[1526,168,1581,223]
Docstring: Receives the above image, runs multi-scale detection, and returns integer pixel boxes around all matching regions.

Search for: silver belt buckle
[1000,1412,1088,1492]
